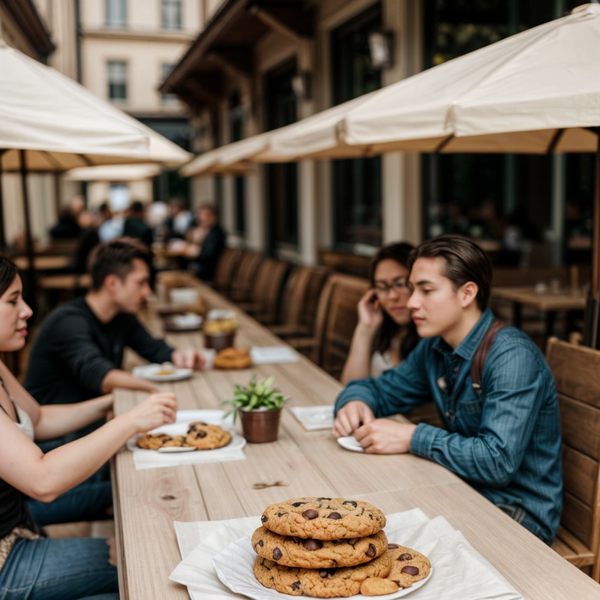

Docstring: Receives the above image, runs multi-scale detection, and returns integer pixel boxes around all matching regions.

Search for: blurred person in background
[49,195,85,240]
[164,197,193,241]
[123,201,153,247]
[187,204,226,283]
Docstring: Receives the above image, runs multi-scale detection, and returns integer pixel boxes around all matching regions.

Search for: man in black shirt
[188,204,226,282]
[25,238,205,407]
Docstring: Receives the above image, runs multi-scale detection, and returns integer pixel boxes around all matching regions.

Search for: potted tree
[222,374,290,443]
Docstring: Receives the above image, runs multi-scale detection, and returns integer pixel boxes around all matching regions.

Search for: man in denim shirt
[334,236,562,544]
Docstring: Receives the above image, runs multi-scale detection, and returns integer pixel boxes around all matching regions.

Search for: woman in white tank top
[341,243,420,384]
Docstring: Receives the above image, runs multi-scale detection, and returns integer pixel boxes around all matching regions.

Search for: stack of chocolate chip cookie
[251,497,430,598]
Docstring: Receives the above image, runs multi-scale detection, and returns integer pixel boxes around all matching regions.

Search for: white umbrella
[64,163,163,183]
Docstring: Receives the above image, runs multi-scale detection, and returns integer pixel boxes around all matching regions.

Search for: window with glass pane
[105,0,126,27]
[331,3,382,249]
[421,0,574,267]
[161,0,182,30]
[107,61,127,102]
[161,63,177,104]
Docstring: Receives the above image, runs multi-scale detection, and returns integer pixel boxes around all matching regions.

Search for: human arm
[171,348,206,370]
[0,392,176,502]
[101,370,160,395]
[340,289,384,385]
[410,338,552,486]
[125,316,175,365]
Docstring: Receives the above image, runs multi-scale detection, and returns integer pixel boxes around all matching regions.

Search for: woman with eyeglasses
[340,243,419,385]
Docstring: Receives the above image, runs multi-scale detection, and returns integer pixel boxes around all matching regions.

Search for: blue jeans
[0,537,118,600]
[28,464,112,528]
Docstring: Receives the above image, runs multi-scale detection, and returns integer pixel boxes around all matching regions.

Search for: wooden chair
[228,251,263,302]
[237,258,290,324]
[546,337,600,579]
[212,248,243,294]
[270,265,330,338]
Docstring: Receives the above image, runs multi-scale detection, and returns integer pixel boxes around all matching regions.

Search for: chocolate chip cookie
[252,526,388,569]
[260,498,386,540]
[254,550,391,598]
[385,543,431,588]
[185,422,232,450]
[137,433,172,450]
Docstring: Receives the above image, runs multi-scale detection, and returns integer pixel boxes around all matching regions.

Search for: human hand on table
[333,401,375,437]
[122,392,177,433]
[171,348,206,370]
[354,419,417,454]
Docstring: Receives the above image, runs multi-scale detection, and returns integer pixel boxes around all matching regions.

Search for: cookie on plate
[185,422,232,450]
[161,435,186,448]
[137,433,172,450]
[254,550,391,598]
[260,498,386,540]
[214,347,252,369]
[385,543,431,588]
[360,577,400,596]
[251,526,388,569]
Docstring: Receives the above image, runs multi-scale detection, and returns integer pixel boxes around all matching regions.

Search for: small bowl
[204,331,236,351]
[170,288,199,305]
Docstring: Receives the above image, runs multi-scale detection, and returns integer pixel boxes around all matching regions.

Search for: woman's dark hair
[0,256,19,297]
[407,235,492,308]
[369,242,420,359]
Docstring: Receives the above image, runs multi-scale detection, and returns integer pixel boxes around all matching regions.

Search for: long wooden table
[113,281,600,600]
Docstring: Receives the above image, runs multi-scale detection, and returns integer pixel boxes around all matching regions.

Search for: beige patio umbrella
[64,164,163,183]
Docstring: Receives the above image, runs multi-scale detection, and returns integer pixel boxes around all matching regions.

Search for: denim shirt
[335,308,562,544]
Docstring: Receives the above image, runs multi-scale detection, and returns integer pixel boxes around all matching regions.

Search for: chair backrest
[212,248,243,293]
[546,337,600,557]
[281,265,330,331]
[492,266,569,287]
[229,250,263,301]
[251,258,290,321]
[319,274,370,377]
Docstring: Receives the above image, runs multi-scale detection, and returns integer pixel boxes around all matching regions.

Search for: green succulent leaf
[221,372,290,414]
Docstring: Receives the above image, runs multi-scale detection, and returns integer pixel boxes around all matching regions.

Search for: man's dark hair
[199,203,219,220]
[0,256,19,297]
[407,235,492,308]
[130,200,144,214]
[88,237,151,290]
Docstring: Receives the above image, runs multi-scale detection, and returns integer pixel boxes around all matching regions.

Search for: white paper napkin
[170,509,524,600]
[289,405,335,431]
[250,347,300,364]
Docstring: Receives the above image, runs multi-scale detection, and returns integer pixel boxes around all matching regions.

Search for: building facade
[163,0,592,270]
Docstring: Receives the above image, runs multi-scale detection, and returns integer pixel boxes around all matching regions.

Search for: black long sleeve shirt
[25,297,174,405]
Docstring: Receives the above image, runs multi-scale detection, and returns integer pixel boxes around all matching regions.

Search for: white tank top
[0,375,35,441]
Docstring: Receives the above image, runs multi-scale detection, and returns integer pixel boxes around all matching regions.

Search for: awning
[64,163,163,182]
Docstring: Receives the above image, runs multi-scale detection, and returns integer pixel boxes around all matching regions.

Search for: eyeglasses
[374,277,411,296]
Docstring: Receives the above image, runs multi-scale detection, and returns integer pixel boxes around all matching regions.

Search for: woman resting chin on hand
[0,256,177,600]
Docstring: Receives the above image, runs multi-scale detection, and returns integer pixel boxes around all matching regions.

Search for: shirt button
[445,412,451,417]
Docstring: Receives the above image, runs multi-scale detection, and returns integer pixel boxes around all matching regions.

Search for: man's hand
[354,419,417,454]
[333,401,375,437]
[171,348,206,370]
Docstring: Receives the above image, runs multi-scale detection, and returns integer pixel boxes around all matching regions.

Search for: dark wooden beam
[205,47,254,80]
[0,0,54,59]
[247,3,313,43]
[182,74,222,105]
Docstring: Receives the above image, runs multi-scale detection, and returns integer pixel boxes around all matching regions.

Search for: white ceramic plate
[213,537,432,600]
[127,420,245,454]
[132,364,193,382]
[290,406,334,431]
[337,435,366,453]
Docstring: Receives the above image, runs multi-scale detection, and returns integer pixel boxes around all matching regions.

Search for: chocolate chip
[303,539,323,551]
[366,544,376,557]
[342,500,357,508]
[401,566,419,576]
[302,509,318,520]
[319,570,328,578]
[398,553,412,561]
[292,581,301,590]
[273,548,282,560]
[258,540,264,547]
[261,515,268,522]
[292,502,307,507]
[277,512,288,517]
[327,512,342,519]
[388,544,399,549]
[199,422,208,426]
[195,431,207,438]
[317,497,332,501]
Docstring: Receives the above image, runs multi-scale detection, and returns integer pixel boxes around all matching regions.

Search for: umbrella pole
[19,150,36,313]
[0,150,6,252]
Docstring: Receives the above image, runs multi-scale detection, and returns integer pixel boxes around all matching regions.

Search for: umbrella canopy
[64,163,163,182]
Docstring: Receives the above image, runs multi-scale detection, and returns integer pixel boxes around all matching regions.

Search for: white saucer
[337,435,365,453]
[132,364,193,382]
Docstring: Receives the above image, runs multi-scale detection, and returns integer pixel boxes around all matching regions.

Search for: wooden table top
[492,286,587,311]
[13,255,72,271]
[112,281,600,600]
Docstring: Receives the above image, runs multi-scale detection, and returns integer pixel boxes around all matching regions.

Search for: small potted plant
[222,374,290,443]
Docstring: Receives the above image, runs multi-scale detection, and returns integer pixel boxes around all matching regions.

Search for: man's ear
[104,274,119,293]
[460,281,479,308]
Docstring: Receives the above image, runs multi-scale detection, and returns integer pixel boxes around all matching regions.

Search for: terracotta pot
[204,331,236,351]
[239,408,281,443]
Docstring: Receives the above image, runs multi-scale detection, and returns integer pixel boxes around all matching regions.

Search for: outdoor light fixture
[368,31,395,69]
[292,71,312,100]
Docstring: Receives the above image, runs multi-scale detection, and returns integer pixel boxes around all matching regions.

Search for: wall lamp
[368,30,395,70]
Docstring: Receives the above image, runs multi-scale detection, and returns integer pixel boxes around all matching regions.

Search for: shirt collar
[432,307,496,360]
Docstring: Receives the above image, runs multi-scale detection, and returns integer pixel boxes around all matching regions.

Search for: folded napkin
[170,509,524,600]
[289,405,335,431]
[250,347,300,364]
